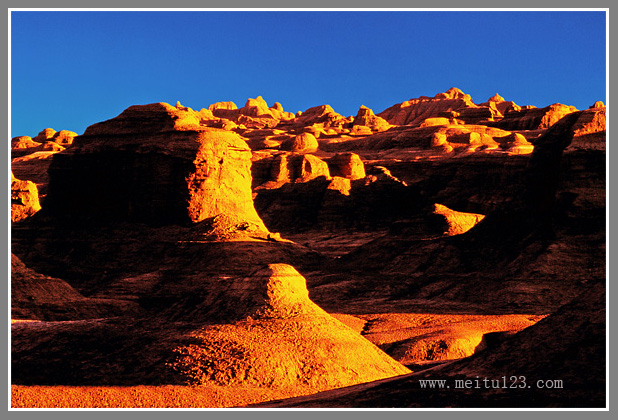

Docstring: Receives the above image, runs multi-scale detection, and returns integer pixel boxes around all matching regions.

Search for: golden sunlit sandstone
[481,93,521,116]
[11,136,42,150]
[326,176,352,196]
[52,130,78,146]
[169,264,410,389]
[432,203,485,236]
[353,105,390,132]
[420,117,451,127]
[572,102,606,137]
[11,172,41,222]
[282,132,319,153]
[240,96,274,118]
[328,152,366,180]
[350,125,374,136]
[40,141,66,152]
[378,87,478,126]
[295,154,331,183]
[494,103,578,131]
[497,132,534,154]
[33,128,57,143]
[291,104,348,129]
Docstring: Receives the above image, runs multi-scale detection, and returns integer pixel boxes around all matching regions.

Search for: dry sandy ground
[10,384,315,408]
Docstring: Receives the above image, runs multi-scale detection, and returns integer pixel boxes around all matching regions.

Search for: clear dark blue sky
[11,10,606,137]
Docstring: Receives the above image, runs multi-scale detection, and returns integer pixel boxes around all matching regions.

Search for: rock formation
[491,103,578,131]
[259,284,605,408]
[352,105,390,132]
[281,132,319,153]
[497,132,534,154]
[572,103,606,137]
[290,104,348,129]
[377,88,482,126]
[11,172,41,222]
[328,152,366,180]
[10,89,605,409]
[11,136,41,150]
[52,130,78,146]
[168,264,411,389]
[431,203,485,236]
[480,93,521,116]
[44,102,267,231]
[33,128,56,143]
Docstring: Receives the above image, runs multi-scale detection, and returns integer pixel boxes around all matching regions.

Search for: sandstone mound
[33,128,57,143]
[52,130,78,146]
[377,88,484,126]
[264,153,331,185]
[431,203,485,236]
[11,136,41,150]
[480,93,521,116]
[420,117,451,127]
[11,172,41,222]
[168,264,410,390]
[353,105,390,132]
[328,152,366,180]
[292,104,348,129]
[12,129,77,159]
[497,132,534,154]
[492,103,578,131]
[44,103,267,231]
[40,141,65,152]
[281,132,319,153]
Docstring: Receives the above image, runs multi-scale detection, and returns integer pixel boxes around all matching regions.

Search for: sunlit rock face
[44,103,266,230]
[11,172,41,222]
[168,263,411,389]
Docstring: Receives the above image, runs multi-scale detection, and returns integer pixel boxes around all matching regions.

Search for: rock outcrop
[572,103,606,137]
[328,153,366,180]
[11,129,77,158]
[497,132,534,154]
[263,153,331,185]
[281,132,319,153]
[378,88,482,126]
[11,136,41,150]
[353,105,390,132]
[480,93,521,116]
[290,104,348,129]
[11,172,41,222]
[431,203,485,236]
[168,264,411,389]
[51,130,78,146]
[33,128,57,143]
[44,102,267,231]
[490,103,578,131]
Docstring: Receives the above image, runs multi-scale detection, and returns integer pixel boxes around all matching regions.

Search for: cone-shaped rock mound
[168,264,410,390]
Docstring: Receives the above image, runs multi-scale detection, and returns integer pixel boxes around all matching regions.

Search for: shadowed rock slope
[305,111,604,315]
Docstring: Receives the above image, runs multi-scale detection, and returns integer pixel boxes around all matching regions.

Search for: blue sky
[10,10,606,137]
